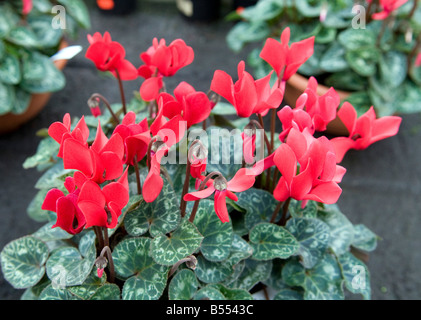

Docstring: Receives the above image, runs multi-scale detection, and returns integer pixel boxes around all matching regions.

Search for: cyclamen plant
[1,30,401,301]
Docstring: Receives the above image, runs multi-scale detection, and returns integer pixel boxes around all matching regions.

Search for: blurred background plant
[0,0,90,120]
[226,0,421,117]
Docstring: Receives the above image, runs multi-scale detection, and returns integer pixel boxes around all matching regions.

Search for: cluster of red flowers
[43,28,402,234]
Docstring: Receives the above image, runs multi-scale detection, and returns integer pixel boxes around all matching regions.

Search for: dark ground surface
[0,0,420,300]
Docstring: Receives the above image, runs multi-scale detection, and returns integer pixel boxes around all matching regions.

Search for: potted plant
[0,29,401,301]
[226,0,421,133]
[0,0,91,134]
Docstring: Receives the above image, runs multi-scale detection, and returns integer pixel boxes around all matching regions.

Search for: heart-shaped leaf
[151,218,203,266]
[1,236,49,289]
[249,223,299,260]
[286,218,330,268]
[168,269,199,300]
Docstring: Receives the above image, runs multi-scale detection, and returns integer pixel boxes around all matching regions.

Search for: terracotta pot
[0,41,68,135]
[284,73,351,136]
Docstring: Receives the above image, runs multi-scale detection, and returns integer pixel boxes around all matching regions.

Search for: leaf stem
[133,155,142,195]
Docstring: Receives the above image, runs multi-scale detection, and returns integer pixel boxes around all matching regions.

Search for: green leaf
[112,237,169,300]
[234,188,280,230]
[320,42,348,73]
[240,0,283,21]
[195,255,235,284]
[169,269,199,300]
[0,81,14,115]
[193,200,233,262]
[393,80,421,114]
[57,0,91,29]
[39,285,78,300]
[338,28,376,51]
[20,52,65,93]
[209,283,253,300]
[346,47,380,77]
[295,0,323,17]
[195,234,253,284]
[288,200,318,219]
[0,3,19,38]
[151,218,203,266]
[28,15,62,48]
[35,161,74,190]
[32,221,73,242]
[124,183,181,237]
[352,224,378,252]
[282,255,344,300]
[45,231,96,287]
[324,69,367,91]
[274,288,304,300]
[226,21,270,52]
[338,252,371,300]
[379,51,407,88]
[27,189,51,222]
[211,102,237,116]
[286,218,330,269]
[318,204,354,255]
[1,236,49,289]
[315,27,337,44]
[6,26,39,48]
[193,286,226,300]
[23,137,59,169]
[249,223,299,260]
[11,86,31,115]
[66,270,120,300]
[0,53,21,85]
[229,258,272,291]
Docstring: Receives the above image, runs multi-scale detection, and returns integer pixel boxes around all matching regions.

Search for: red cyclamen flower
[158,82,212,128]
[369,0,408,20]
[272,128,345,206]
[42,177,86,235]
[62,121,125,188]
[330,102,402,163]
[259,27,315,81]
[77,168,129,229]
[139,37,194,77]
[86,32,138,80]
[48,113,90,158]
[211,61,283,117]
[22,0,33,15]
[184,169,255,223]
[143,102,187,203]
[113,111,151,165]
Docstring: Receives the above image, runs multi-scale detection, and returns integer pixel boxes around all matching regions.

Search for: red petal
[227,168,255,192]
[78,180,106,208]
[63,139,93,176]
[214,190,230,223]
[210,70,235,105]
[273,144,297,186]
[42,189,64,212]
[142,170,164,203]
[184,185,215,201]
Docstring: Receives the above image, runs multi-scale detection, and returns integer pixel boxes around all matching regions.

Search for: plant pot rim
[0,40,69,135]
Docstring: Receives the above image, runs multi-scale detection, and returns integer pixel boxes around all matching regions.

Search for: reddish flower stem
[89,93,120,124]
[115,69,127,115]
[270,201,283,223]
[278,197,291,226]
[94,226,104,249]
[180,140,203,216]
[98,245,115,283]
[133,155,142,195]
